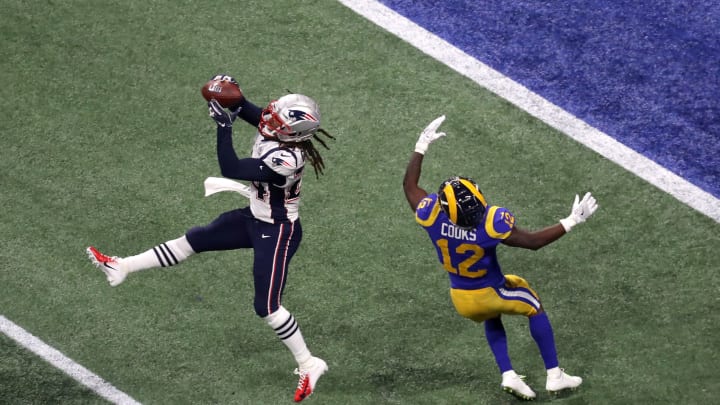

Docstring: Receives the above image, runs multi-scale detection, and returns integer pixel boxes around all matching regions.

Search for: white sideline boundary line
[338,0,720,224]
[0,315,141,405]
[1,4,717,402]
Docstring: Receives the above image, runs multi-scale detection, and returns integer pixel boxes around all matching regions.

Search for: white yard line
[338,0,720,223]
[0,315,141,405]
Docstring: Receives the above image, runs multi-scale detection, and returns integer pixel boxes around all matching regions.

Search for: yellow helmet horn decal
[442,183,458,223]
[459,178,487,207]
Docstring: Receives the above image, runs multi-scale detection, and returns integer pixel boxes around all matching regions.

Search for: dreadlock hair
[294,128,335,178]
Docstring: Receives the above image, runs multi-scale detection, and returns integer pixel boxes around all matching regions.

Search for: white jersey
[249,133,305,223]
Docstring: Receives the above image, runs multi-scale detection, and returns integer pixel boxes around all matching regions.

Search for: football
[201,75,243,108]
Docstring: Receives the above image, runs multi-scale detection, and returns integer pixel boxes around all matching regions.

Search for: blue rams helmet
[438,176,488,229]
[259,94,321,142]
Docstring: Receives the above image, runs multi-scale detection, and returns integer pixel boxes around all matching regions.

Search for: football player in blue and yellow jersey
[403,116,598,401]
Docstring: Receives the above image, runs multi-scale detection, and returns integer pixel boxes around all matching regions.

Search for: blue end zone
[380,0,720,198]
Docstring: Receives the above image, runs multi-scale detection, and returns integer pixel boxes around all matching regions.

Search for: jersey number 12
[435,239,488,278]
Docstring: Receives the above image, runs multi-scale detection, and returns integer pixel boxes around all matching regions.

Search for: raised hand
[560,192,598,232]
[208,99,232,128]
[415,115,447,155]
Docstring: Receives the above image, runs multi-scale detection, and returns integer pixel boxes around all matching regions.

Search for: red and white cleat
[293,357,328,402]
[86,246,127,287]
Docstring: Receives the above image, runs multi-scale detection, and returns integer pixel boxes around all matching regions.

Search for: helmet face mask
[258,94,321,142]
[438,176,487,229]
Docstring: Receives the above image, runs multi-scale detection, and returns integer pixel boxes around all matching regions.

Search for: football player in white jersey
[86,77,334,403]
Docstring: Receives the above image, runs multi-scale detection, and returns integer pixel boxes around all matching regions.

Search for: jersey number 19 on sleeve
[435,239,488,278]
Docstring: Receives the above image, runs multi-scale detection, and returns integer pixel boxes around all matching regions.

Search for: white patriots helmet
[258,94,321,142]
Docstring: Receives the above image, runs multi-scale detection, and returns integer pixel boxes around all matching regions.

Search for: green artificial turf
[1,1,718,404]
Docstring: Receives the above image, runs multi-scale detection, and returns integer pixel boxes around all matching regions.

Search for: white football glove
[560,192,598,232]
[415,115,447,154]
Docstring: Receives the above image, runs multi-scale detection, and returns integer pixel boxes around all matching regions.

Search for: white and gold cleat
[546,368,582,395]
[501,370,536,400]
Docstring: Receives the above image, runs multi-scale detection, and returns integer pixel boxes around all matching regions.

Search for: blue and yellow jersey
[415,193,516,290]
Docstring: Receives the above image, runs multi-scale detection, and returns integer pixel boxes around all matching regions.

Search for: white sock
[264,306,313,368]
[547,367,562,378]
[120,236,195,273]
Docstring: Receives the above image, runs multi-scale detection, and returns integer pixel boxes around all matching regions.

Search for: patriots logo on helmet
[258,94,322,143]
[271,157,294,168]
[288,109,318,122]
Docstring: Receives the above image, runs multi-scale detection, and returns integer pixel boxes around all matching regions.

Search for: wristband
[414,142,428,155]
[559,218,575,232]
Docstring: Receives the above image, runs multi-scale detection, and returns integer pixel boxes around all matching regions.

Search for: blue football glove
[210,74,238,85]
[208,99,232,128]
[209,74,243,120]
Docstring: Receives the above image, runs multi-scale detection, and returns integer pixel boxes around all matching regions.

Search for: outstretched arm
[403,115,447,211]
[403,152,429,210]
[230,97,262,127]
[503,192,598,250]
[503,224,566,250]
[208,100,284,183]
